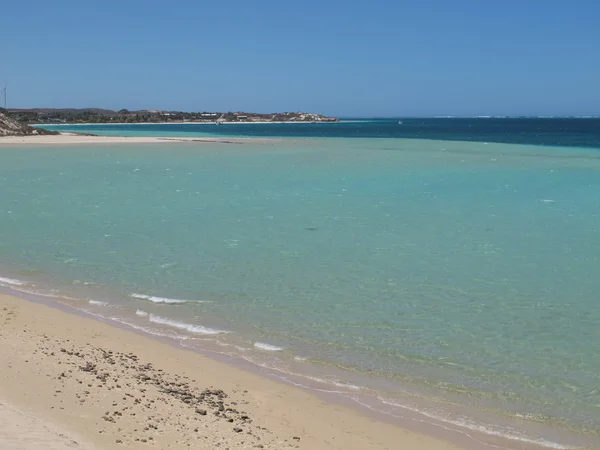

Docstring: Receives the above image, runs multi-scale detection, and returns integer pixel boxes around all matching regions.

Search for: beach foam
[135,309,149,317]
[0,276,26,286]
[106,316,190,341]
[88,300,110,307]
[332,380,362,390]
[372,397,574,450]
[148,314,226,335]
[254,342,284,351]
[131,293,188,304]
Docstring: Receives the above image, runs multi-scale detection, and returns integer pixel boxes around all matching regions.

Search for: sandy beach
[0,293,459,450]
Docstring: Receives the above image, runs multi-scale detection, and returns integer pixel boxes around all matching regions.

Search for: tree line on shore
[2,108,338,124]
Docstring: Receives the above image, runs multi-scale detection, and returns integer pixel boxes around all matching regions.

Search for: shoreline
[0,274,577,450]
[0,291,460,450]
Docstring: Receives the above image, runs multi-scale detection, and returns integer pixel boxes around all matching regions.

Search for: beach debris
[1,313,305,450]
[80,361,97,373]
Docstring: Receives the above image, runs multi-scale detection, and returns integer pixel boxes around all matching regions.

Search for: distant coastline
[5,108,339,125]
[30,120,337,126]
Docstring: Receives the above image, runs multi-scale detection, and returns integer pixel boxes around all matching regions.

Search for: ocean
[2,119,600,449]
[39,117,600,149]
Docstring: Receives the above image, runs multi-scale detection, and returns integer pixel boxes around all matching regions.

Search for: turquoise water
[40,117,600,148]
[1,137,600,448]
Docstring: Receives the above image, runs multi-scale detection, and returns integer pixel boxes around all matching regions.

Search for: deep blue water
[41,118,600,149]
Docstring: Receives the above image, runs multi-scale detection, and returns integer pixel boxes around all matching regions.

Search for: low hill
[0,111,58,136]
[6,108,339,124]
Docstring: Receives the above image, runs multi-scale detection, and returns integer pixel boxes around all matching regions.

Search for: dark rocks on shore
[20,327,308,449]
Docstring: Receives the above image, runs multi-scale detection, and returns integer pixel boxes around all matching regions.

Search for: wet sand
[0,293,459,449]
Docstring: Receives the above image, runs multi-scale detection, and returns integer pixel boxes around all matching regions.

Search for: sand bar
[0,134,272,146]
[0,293,460,450]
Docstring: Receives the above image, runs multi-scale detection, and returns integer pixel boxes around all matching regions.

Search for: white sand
[0,134,268,146]
[0,293,460,450]
[0,401,93,450]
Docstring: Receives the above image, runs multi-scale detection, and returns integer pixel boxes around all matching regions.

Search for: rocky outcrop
[0,112,57,136]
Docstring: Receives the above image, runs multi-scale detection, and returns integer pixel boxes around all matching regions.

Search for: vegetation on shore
[0,110,59,136]
[5,108,339,125]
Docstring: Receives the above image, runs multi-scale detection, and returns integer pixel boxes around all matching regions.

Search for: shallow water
[1,137,600,448]
[41,117,600,149]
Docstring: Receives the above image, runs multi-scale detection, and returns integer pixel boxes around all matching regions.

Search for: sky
[1,0,599,117]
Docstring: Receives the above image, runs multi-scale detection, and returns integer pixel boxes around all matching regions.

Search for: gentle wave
[246,358,364,393]
[6,286,80,302]
[4,274,574,449]
[0,276,26,286]
[88,300,110,307]
[73,280,98,286]
[131,292,212,304]
[373,397,575,450]
[240,358,352,395]
[234,345,250,352]
[332,380,362,390]
[285,372,362,391]
[254,342,284,351]
[131,293,189,304]
[106,316,190,341]
[148,314,227,335]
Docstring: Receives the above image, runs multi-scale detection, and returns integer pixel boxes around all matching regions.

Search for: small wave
[294,356,307,361]
[254,342,284,351]
[131,293,211,304]
[131,293,188,304]
[234,345,250,352]
[298,374,361,391]
[332,380,362,390]
[375,397,575,450]
[0,276,26,286]
[107,316,189,341]
[88,300,110,307]
[135,309,149,317]
[11,287,80,302]
[73,280,98,286]
[148,314,227,335]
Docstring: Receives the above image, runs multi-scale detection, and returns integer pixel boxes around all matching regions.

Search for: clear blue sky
[2,0,599,116]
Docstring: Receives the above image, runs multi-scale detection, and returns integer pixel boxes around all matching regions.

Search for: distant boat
[398,121,403,124]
